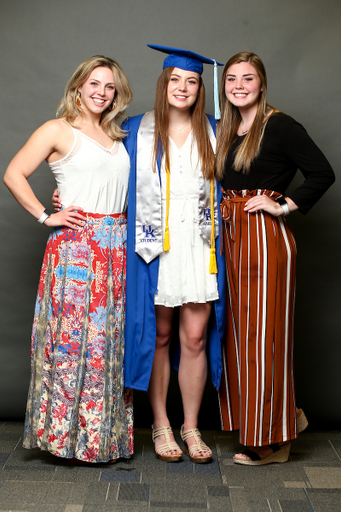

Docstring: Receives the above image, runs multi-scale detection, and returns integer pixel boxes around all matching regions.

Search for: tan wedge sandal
[152,425,182,462]
[233,442,291,466]
[297,408,309,433]
[180,425,212,464]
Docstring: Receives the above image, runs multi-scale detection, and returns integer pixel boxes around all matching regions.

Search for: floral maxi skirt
[23,212,133,462]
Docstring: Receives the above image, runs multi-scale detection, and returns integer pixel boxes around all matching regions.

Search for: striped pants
[219,189,298,446]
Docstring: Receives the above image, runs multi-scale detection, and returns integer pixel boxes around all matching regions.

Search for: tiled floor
[0,422,341,511]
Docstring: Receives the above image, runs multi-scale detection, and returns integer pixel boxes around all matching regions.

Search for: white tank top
[48,121,130,214]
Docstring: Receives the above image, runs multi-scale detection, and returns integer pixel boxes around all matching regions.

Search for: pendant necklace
[240,125,249,135]
[169,120,191,134]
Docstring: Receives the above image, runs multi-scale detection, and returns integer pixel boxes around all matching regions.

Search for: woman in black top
[216,51,334,465]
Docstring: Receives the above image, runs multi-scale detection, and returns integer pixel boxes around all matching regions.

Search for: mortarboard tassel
[209,177,217,274]
[214,61,221,121]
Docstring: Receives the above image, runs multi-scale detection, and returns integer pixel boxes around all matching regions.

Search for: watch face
[277,198,287,206]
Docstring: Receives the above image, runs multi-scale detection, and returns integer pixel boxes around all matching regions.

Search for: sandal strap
[151,425,181,456]
[180,426,212,457]
[240,443,281,461]
[242,449,261,461]
[155,441,182,456]
[180,426,201,442]
[152,425,173,442]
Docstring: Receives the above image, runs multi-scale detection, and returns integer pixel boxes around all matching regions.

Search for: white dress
[154,132,219,307]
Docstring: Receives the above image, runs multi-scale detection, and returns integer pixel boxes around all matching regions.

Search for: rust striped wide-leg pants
[219,189,298,446]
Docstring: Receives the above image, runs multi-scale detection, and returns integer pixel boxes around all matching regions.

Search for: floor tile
[329,440,341,459]
[118,482,149,502]
[220,460,307,488]
[0,423,25,435]
[0,468,55,481]
[0,506,65,512]
[291,440,340,463]
[0,480,48,504]
[306,488,341,512]
[279,499,312,511]
[283,481,307,488]
[0,435,22,452]
[66,481,110,504]
[154,480,207,505]
[0,453,10,470]
[150,502,207,509]
[100,470,141,482]
[304,466,341,488]
[228,487,251,512]
[207,484,229,496]
[166,459,194,473]
[64,506,84,512]
[194,459,221,474]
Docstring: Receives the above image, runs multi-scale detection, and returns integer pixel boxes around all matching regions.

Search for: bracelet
[37,208,53,224]
[277,198,290,216]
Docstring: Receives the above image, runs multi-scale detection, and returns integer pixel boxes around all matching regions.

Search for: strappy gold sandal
[297,408,309,433]
[180,425,212,464]
[151,425,182,462]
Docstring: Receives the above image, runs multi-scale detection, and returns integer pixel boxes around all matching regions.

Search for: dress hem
[154,294,219,308]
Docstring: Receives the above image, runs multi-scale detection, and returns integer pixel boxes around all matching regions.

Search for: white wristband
[37,209,52,224]
[280,202,290,216]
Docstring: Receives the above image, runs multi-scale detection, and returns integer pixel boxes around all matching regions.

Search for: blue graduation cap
[147,44,223,119]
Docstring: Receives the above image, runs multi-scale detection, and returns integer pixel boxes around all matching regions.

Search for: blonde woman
[216,52,334,465]
[4,56,133,463]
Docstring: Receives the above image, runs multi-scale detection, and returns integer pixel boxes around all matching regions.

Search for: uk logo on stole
[140,224,159,243]
[202,207,211,226]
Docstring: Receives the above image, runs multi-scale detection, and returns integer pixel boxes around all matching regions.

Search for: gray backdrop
[1,0,340,429]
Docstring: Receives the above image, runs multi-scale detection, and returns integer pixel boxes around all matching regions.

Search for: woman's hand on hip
[52,188,62,211]
[44,205,85,229]
[244,195,285,216]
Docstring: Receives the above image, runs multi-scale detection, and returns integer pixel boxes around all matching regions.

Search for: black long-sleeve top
[220,113,335,214]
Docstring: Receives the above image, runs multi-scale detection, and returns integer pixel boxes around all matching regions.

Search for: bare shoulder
[36,118,70,138]
[26,119,74,156]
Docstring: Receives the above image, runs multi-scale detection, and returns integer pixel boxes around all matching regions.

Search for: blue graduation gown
[123,113,226,391]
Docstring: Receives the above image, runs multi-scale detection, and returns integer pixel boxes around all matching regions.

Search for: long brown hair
[152,67,214,179]
[57,55,133,141]
[216,52,277,180]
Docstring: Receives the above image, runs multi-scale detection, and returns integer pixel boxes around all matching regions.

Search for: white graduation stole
[135,111,218,264]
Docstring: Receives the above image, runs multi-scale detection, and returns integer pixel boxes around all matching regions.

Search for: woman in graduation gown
[124,45,226,463]
[216,51,335,465]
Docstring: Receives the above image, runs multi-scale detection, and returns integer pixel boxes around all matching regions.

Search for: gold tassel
[164,226,170,251]
[209,248,218,274]
[209,176,217,274]
[164,163,171,252]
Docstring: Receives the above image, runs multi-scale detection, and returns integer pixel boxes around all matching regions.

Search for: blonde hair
[57,55,132,141]
[152,67,214,180]
[216,51,277,179]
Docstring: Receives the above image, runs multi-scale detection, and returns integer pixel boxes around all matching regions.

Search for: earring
[76,92,81,106]
[109,99,116,111]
